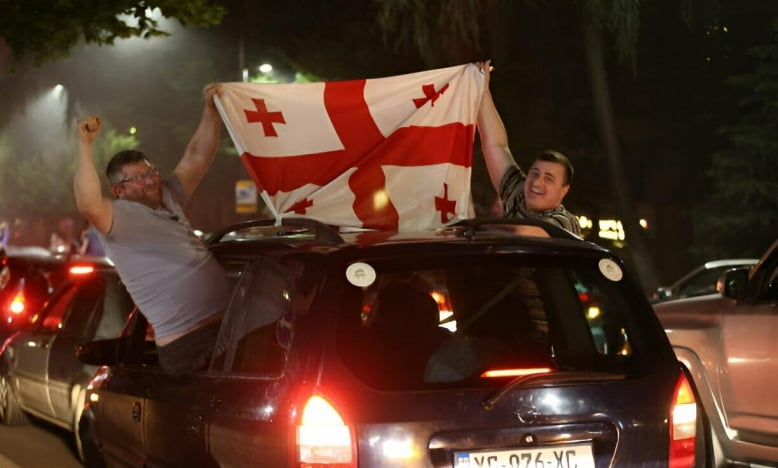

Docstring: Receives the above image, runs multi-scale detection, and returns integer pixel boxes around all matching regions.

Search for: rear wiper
[481,370,626,411]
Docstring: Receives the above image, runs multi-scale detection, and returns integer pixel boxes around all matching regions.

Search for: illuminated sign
[598,219,625,241]
[235,180,257,214]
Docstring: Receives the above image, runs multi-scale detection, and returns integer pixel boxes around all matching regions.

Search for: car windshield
[336,253,654,391]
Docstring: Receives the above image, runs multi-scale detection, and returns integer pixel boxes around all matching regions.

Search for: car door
[83,311,220,466]
[102,312,217,467]
[47,272,133,425]
[88,313,149,467]
[719,248,778,432]
[141,367,220,467]
[13,284,79,417]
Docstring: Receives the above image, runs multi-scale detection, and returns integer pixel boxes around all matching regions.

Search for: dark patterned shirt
[500,165,582,236]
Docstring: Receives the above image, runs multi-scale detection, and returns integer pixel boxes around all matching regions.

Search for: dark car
[0,256,134,462]
[654,239,778,466]
[77,217,704,467]
[0,247,71,340]
[651,258,758,303]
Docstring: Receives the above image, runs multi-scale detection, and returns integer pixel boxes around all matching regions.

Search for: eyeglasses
[118,167,159,184]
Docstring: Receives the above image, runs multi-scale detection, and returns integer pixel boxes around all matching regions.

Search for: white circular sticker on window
[346,262,377,288]
[598,258,623,282]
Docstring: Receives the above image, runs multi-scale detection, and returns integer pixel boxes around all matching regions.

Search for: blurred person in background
[49,216,80,254]
[78,221,105,256]
[0,220,9,246]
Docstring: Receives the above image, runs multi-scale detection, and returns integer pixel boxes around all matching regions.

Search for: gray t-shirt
[99,176,230,341]
[500,165,581,236]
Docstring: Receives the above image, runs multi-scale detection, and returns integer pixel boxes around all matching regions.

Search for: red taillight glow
[69,264,96,276]
[9,292,25,315]
[480,367,554,379]
[297,395,354,467]
[669,373,697,468]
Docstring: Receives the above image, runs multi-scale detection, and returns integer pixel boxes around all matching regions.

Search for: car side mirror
[720,268,749,300]
[76,337,128,366]
[653,287,672,300]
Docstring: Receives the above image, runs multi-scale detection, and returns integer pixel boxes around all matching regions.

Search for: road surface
[0,417,82,467]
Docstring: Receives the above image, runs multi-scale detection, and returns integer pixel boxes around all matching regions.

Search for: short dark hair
[535,150,574,186]
[105,150,149,185]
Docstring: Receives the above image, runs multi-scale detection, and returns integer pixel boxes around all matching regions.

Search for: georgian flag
[215,63,483,231]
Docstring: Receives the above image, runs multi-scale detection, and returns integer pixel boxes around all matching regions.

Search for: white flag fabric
[215,63,483,231]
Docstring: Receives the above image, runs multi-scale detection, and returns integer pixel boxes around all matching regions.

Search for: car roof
[701,258,758,269]
[6,246,60,262]
[669,258,759,289]
[5,248,113,268]
[5,246,53,257]
[206,217,606,259]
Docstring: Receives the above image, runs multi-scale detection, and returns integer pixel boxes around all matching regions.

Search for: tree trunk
[582,17,659,292]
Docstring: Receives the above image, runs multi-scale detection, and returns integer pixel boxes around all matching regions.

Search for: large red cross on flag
[215,63,483,231]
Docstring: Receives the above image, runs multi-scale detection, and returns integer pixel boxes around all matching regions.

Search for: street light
[16,84,70,159]
[252,63,278,83]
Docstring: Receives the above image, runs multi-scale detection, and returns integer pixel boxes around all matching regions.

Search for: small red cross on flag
[244,98,286,137]
[215,63,483,231]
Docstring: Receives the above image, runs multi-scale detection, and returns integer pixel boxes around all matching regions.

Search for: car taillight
[69,264,96,276]
[480,367,553,379]
[296,395,355,468]
[9,291,25,315]
[669,372,697,468]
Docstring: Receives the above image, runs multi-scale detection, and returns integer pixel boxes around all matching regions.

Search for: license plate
[454,442,595,468]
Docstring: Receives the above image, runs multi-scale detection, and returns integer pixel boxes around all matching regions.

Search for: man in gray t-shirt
[74,84,229,375]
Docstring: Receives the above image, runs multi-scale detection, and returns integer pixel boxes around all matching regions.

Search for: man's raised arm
[173,83,223,198]
[476,60,519,192]
[74,116,113,234]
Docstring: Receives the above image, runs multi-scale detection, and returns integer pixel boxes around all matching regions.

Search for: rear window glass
[336,253,653,390]
[215,257,305,375]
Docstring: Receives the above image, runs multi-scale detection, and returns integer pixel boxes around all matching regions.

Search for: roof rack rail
[449,217,581,240]
[207,217,345,246]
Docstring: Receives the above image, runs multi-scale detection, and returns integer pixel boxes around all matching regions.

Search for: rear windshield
[335,253,657,390]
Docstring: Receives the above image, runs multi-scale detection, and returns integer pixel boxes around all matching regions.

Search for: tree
[578,1,660,290]
[373,0,664,290]
[373,0,482,67]
[4,0,774,278]
[0,0,225,70]
[369,0,777,289]
[694,33,778,258]
[0,119,138,219]
[0,18,235,222]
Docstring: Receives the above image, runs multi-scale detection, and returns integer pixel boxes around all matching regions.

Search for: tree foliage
[580,0,640,70]
[0,0,225,67]
[1,0,776,274]
[372,0,641,69]
[694,32,778,258]
[0,120,138,218]
[373,0,483,66]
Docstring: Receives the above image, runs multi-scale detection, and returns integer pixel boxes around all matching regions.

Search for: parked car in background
[0,247,70,341]
[654,239,778,466]
[0,256,134,462]
[77,217,704,467]
[651,258,759,303]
